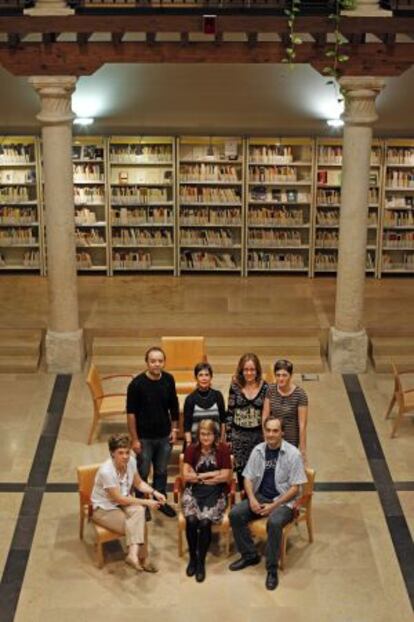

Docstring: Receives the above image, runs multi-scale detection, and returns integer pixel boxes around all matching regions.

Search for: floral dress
[182,450,228,523]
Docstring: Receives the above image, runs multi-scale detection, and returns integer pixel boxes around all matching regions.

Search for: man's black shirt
[126,371,179,439]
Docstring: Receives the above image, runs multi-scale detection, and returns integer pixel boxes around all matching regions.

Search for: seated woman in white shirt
[91,433,166,572]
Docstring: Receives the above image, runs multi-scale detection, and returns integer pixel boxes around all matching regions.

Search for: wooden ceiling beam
[0,41,412,76]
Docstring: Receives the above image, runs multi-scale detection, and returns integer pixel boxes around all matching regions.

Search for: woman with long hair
[227,353,268,491]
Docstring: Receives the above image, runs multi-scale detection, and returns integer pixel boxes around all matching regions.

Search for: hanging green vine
[323,0,356,102]
[282,0,302,65]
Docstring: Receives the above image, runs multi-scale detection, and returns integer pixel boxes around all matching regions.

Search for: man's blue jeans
[138,436,172,496]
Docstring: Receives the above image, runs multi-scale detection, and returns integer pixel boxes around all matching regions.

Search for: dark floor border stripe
[343,374,414,610]
[0,374,71,622]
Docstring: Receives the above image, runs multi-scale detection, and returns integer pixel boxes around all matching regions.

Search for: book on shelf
[76,251,93,269]
[112,227,172,247]
[0,143,33,165]
[385,195,413,209]
[0,187,32,203]
[180,207,241,226]
[249,144,294,164]
[72,145,104,161]
[75,208,97,225]
[180,143,240,163]
[110,144,172,164]
[383,231,414,248]
[387,148,414,166]
[250,166,303,183]
[384,210,414,227]
[315,231,339,248]
[316,210,340,226]
[181,250,238,270]
[74,186,104,205]
[180,228,234,247]
[0,228,37,245]
[73,163,104,183]
[386,170,414,188]
[314,252,338,270]
[382,252,414,270]
[248,229,304,248]
[317,169,341,186]
[0,207,36,224]
[250,187,307,203]
[180,164,240,182]
[75,228,105,246]
[247,251,306,270]
[112,250,153,269]
[112,207,173,225]
[112,186,169,205]
[0,169,36,184]
[249,206,305,226]
[180,186,240,204]
[0,250,39,268]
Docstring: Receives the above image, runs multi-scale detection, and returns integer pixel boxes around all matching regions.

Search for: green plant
[323,0,356,102]
[282,0,303,65]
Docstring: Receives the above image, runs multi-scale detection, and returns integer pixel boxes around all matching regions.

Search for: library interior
[0,2,413,622]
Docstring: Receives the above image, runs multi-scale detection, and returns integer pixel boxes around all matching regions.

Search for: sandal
[125,556,142,572]
[139,559,158,573]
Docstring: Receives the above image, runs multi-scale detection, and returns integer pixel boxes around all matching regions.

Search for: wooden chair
[161,336,207,438]
[86,364,133,444]
[248,467,315,570]
[77,463,124,568]
[385,363,414,438]
[173,453,236,557]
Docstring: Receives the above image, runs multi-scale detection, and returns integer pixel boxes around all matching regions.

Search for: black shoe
[158,502,177,518]
[265,571,279,591]
[186,558,197,577]
[195,561,206,583]
[229,555,261,571]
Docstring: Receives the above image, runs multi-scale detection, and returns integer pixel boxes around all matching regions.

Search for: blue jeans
[138,436,172,496]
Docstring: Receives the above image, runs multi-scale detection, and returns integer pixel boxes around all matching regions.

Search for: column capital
[28,76,77,125]
[339,76,386,126]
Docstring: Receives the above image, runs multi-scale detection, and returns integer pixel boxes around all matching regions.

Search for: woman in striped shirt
[262,359,309,462]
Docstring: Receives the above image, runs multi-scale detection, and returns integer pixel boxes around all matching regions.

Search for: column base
[328,327,369,374]
[46,329,85,374]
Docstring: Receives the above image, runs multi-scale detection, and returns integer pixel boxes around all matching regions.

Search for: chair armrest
[228,480,237,507]
[396,368,414,375]
[403,388,414,394]
[93,392,127,401]
[292,493,312,518]
[103,374,134,381]
[173,477,184,504]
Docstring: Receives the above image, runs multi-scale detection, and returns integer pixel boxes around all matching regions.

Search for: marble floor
[0,275,413,621]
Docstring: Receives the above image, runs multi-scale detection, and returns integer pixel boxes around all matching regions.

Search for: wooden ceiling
[0,13,413,76]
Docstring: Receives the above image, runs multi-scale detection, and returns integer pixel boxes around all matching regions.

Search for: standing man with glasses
[127,346,179,518]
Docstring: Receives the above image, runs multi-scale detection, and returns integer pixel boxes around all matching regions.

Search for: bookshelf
[108,137,175,273]
[0,137,42,272]
[380,140,414,275]
[178,137,244,274]
[72,136,108,273]
[246,138,314,274]
[314,138,382,276]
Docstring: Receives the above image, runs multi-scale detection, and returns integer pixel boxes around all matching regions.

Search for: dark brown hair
[145,346,166,363]
[234,352,263,387]
[273,359,293,376]
[263,415,285,433]
[194,362,213,378]
[108,433,131,453]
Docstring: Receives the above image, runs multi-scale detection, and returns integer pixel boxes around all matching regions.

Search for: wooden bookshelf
[108,136,175,274]
[0,136,42,272]
[178,137,244,274]
[246,138,313,275]
[380,139,414,275]
[314,138,382,276]
[72,136,108,273]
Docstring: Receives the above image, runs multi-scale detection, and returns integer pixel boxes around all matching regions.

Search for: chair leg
[306,514,314,544]
[88,413,99,445]
[79,514,84,540]
[96,541,105,568]
[178,527,184,557]
[391,409,404,438]
[385,394,396,420]
[225,529,230,557]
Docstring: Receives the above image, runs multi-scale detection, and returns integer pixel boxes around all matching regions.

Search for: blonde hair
[196,419,219,444]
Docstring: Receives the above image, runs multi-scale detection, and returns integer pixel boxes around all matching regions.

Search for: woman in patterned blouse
[262,359,309,462]
[227,353,269,491]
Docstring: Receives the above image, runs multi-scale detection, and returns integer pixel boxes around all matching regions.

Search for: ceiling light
[327,118,344,128]
[74,117,94,126]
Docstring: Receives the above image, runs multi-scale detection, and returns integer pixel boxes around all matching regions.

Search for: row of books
[0,144,33,164]
[0,207,37,224]
[250,166,311,184]
[180,187,241,204]
[250,187,310,203]
[0,187,33,203]
[0,229,37,245]
[112,251,153,269]
[72,145,104,162]
[180,229,235,247]
[249,145,297,165]
[75,208,101,226]
[0,170,36,184]
[385,196,414,209]
[383,232,414,247]
[318,147,381,166]
[317,187,379,205]
[112,207,173,225]
[73,164,104,183]
[386,171,414,188]
[76,251,94,269]
[0,250,39,267]
[247,251,306,270]
[74,186,105,205]
[317,170,342,186]
[75,230,105,246]
[110,145,172,164]
[111,187,170,204]
[248,230,305,247]
[180,251,238,269]
[180,207,241,225]
[112,169,172,185]
[112,228,173,246]
[383,211,414,227]
[387,148,414,165]
[180,164,240,183]
[316,210,378,226]
[382,253,414,269]
[180,144,239,162]
[315,232,339,248]
[248,206,305,226]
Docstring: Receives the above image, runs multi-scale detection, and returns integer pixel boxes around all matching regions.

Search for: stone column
[29,76,84,373]
[328,77,385,373]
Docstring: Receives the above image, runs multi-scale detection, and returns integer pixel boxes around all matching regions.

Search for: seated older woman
[91,433,166,572]
[182,419,232,583]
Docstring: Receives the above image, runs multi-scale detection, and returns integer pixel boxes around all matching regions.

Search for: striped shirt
[266,384,308,447]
